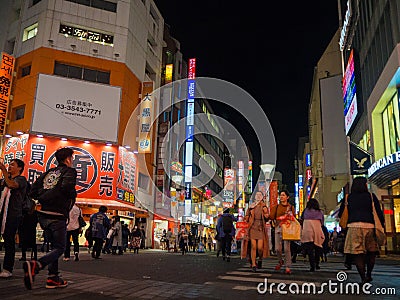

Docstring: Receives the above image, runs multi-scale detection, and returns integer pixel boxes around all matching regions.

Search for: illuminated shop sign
[305,153,311,167]
[138,82,154,153]
[368,151,400,177]
[0,52,15,135]
[59,24,114,45]
[165,64,173,84]
[343,50,358,134]
[184,58,196,215]
[339,1,352,51]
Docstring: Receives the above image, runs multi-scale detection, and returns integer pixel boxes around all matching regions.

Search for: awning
[153,212,179,223]
[76,198,149,216]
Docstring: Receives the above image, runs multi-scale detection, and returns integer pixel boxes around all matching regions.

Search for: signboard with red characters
[2,135,139,201]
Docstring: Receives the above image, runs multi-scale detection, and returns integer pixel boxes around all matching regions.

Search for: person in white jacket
[63,205,82,261]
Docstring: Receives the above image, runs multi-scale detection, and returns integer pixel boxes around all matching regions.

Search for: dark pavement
[0,249,399,299]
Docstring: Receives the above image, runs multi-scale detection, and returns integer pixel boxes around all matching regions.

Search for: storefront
[2,134,149,246]
[152,213,179,249]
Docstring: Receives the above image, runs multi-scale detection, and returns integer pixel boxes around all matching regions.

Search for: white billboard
[31,74,121,143]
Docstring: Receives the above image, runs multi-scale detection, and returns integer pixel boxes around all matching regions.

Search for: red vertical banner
[0,52,15,135]
[116,146,138,204]
[269,181,279,208]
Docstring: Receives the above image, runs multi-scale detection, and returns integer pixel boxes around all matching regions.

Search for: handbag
[339,196,348,229]
[282,218,301,241]
[371,193,386,247]
[78,210,87,228]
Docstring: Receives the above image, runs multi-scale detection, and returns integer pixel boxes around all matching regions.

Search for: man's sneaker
[46,276,68,289]
[74,253,79,261]
[23,260,40,290]
[0,269,12,278]
[63,257,70,261]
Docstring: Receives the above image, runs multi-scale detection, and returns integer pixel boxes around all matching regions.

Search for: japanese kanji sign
[138,81,154,153]
[0,52,15,135]
[3,135,121,200]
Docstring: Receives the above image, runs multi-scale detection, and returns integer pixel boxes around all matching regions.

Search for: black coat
[339,192,384,226]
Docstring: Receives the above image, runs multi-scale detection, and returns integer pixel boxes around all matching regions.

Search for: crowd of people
[0,149,386,289]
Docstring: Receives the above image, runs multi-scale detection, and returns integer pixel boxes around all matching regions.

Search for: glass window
[97,70,110,84]
[54,62,68,77]
[21,65,31,77]
[394,198,400,233]
[138,173,149,190]
[12,105,25,121]
[83,68,97,82]
[23,23,38,41]
[382,93,400,155]
[68,65,82,79]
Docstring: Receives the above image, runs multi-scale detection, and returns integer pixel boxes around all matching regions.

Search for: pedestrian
[140,225,146,249]
[24,147,77,289]
[161,229,167,250]
[90,206,110,259]
[215,217,222,257]
[63,204,82,262]
[300,198,325,272]
[121,222,129,252]
[0,159,28,278]
[330,227,338,253]
[111,216,123,255]
[102,218,114,254]
[244,191,270,272]
[269,190,295,274]
[207,234,213,252]
[321,225,330,262]
[131,226,142,254]
[178,229,188,255]
[19,198,38,262]
[216,208,237,262]
[338,177,385,284]
[166,228,172,251]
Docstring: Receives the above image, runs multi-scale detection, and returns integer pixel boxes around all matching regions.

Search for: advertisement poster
[3,135,137,203]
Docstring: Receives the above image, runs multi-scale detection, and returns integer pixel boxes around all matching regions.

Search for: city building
[338,0,400,253]
[0,0,165,247]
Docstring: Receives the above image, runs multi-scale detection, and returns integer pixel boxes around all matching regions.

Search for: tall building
[0,0,164,247]
[307,30,348,217]
[339,0,400,253]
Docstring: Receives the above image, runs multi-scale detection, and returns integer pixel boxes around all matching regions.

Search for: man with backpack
[23,147,77,289]
[0,159,28,278]
[216,208,237,262]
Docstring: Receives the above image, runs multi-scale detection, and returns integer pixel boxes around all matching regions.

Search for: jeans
[2,215,22,272]
[275,226,291,268]
[221,234,233,257]
[92,237,104,258]
[37,217,66,276]
[64,228,80,258]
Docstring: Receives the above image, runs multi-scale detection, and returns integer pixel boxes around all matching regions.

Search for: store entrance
[381,195,400,253]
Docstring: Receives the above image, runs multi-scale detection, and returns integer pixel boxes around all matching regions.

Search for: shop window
[138,173,149,191]
[21,65,31,77]
[96,70,110,84]
[12,105,25,121]
[66,0,117,12]
[54,62,110,84]
[23,23,38,41]
[382,93,400,155]
[394,198,400,233]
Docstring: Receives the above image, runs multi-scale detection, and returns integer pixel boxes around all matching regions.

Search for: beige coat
[301,219,325,248]
[241,204,270,259]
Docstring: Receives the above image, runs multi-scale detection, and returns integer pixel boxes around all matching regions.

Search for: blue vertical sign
[184,58,196,217]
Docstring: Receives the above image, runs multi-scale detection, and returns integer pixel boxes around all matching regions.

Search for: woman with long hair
[339,177,384,284]
[244,191,270,272]
[300,198,325,271]
[270,190,295,274]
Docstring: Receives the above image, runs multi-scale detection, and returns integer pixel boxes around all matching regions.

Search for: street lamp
[260,164,275,208]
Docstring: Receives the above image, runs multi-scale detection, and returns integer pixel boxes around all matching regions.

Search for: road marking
[226,271,272,277]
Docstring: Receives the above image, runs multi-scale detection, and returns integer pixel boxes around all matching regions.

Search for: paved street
[0,249,399,299]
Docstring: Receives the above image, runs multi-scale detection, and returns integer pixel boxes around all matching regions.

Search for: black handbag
[78,211,87,228]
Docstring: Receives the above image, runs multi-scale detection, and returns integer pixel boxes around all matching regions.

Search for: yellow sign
[0,53,15,135]
[138,81,154,153]
[299,188,304,215]
[165,64,173,84]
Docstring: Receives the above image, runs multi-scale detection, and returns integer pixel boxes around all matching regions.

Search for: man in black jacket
[23,147,77,290]
[0,159,27,278]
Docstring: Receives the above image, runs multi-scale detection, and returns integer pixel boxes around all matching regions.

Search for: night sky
[154,1,339,191]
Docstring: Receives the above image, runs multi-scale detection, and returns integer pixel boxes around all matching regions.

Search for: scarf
[0,186,11,235]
